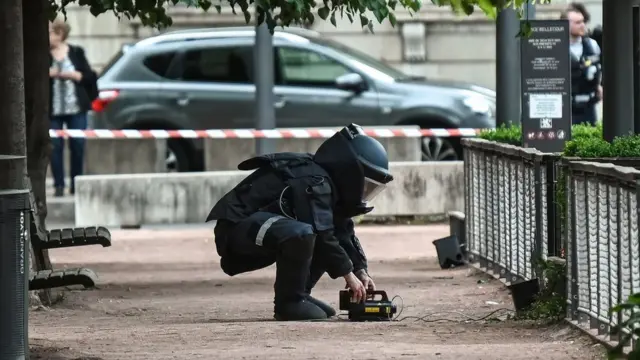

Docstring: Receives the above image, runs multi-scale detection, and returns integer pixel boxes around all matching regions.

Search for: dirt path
[29,225,606,360]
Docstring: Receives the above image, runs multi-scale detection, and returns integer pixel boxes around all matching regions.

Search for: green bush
[477,122,640,158]
[478,122,602,149]
[572,121,603,139]
[478,123,522,145]
[564,133,640,158]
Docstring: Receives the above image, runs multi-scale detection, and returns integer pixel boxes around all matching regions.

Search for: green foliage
[478,123,522,145]
[608,293,640,359]
[478,122,604,149]
[572,121,603,139]
[516,258,567,322]
[564,133,640,158]
[49,0,547,33]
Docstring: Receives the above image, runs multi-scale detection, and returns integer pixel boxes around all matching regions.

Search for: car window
[143,51,177,78]
[100,49,125,77]
[277,47,351,88]
[309,37,408,80]
[181,46,253,84]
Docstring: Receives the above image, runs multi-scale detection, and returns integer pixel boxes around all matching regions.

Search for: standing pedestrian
[561,3,603,126]
[49,19,97,197]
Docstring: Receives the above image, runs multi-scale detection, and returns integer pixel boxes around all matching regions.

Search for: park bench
[27,182,112,292]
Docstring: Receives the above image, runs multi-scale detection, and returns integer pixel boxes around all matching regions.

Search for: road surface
[29,224,606,359]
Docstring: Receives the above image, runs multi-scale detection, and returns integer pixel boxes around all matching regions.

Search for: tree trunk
[23,0,55,306]
[0,0,26,187]
[0,0,36,306]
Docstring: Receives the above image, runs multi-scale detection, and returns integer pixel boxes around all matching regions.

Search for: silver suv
[92,26,496,171]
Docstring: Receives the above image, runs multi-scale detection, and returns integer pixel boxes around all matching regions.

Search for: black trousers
[572,104,598,126]
[214,212,327,305]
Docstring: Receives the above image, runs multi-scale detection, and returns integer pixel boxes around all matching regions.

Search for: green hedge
[478,122,640,158]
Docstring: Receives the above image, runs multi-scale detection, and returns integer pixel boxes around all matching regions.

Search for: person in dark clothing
[561,4,603,126]
[49,19,97,196]
[206,124,394,321]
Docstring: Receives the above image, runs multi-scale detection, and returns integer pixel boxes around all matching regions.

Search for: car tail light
[91,90,119,112]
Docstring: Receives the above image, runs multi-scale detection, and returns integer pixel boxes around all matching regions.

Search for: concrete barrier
[204,126,422,171]
[74,161,464,227]
[83,139,167,175]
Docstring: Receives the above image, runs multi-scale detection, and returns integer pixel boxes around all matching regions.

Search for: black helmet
[313,124,394,217]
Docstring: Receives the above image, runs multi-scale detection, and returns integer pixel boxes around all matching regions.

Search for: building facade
[62,2,590,90]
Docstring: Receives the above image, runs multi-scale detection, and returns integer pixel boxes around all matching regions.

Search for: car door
[160,41,256,130]
[273,45,381,129]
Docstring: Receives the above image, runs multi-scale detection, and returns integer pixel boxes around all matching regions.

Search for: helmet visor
[363,177,387,202]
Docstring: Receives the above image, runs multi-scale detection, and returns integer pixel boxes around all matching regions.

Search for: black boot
[274,299,327,321]
[273,234,327,321]
[304,263,336,317]
[306,295,336,317]
[302,256,335,317]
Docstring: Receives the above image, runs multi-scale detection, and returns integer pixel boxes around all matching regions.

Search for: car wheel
[166,139,192,172]
[421,136,460,161]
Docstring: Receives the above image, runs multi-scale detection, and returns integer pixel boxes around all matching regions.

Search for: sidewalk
[29,225,606,360]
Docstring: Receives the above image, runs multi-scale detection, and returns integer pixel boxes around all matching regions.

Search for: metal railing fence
[462,138,640,350]
[463,139,559,283]
[564,160,640,343]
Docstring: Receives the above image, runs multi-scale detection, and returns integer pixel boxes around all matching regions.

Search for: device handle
[366,290,389,302]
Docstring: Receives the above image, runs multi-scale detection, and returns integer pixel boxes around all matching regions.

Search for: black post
[496,5,522,126]
[634,6,640,134]
[602,0,635,141]
[0,155,29,360]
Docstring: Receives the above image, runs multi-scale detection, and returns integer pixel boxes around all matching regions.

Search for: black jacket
[570,36,601,108]
[49,44,95,116]
[207,152,368,279]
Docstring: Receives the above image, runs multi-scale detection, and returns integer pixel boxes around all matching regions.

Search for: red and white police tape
[48,128,482,138]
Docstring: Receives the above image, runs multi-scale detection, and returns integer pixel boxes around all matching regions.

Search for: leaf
[388,11,396,27]
[318,6,330,20]
[477,0,496,19]
[359,14,368,27]
[330,11,336,26]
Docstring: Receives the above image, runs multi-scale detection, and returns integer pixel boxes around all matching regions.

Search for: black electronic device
[339,290,397,321]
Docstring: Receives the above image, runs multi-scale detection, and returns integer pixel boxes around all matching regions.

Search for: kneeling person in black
[206,123,394,321]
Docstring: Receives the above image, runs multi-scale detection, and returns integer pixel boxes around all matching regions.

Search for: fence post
[546,157,558,257]
[568,167,579,321]
[534,158,544,280]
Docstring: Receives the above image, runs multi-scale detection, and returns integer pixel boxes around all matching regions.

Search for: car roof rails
[134,26,320,48]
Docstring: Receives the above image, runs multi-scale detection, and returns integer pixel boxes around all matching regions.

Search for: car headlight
[462,95,492,115]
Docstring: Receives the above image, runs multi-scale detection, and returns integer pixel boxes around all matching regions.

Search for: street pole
[633,6,640,134]
[496,4,522,126]
[254,18,276,155]
[602,0,635,141]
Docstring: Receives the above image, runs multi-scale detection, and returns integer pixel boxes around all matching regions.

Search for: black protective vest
[570,36,601,108]
[207,152,369,276]
[206,152,337,233]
